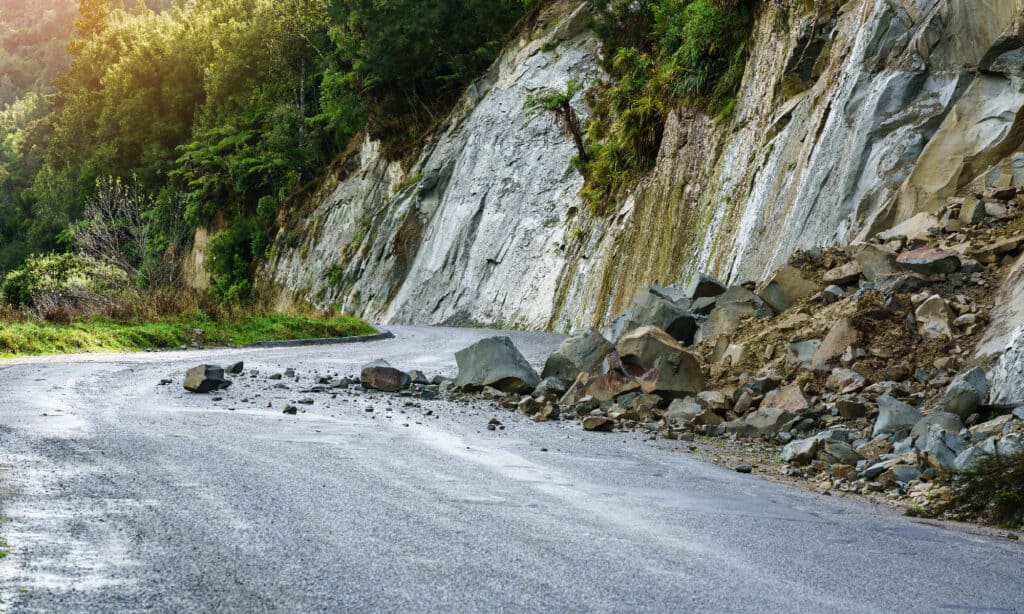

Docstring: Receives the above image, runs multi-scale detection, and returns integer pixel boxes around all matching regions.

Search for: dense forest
[0,0,753,313]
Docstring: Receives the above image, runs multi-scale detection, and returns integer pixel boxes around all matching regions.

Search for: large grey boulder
[541,328,613,381]
[756,265,821,314]
[854,244,899,281]
[616,326,704,395]
[184,365,230,394]
[620,289,698,345]
[920,426,966,470]
[454,336,540,393]
[685,274,727,300]
[698,301,756,342]
[940,368,989,418]
[911,412,963,447]
[873,395,923,437]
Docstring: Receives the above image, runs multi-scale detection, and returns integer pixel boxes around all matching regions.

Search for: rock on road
[0,326,1021,612]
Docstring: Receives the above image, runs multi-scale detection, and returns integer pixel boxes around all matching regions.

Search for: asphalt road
[0,325,1022,613]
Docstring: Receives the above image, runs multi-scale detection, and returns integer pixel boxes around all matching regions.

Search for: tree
[72,0,122,43]
[524,80,588,163]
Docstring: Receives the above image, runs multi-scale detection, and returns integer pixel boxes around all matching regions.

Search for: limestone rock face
[251,0,1024,338]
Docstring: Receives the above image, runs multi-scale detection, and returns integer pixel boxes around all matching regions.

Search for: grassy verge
[0,312,377,358]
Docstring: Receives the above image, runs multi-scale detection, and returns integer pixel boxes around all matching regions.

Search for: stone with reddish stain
[896,247,961,275]
[636,353,704,396]
[587,370,640,402]
[827,368,867,394]
[762,383,811,414]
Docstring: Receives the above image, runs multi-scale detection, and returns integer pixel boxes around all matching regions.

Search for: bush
[581,0,755,213]
[943,450,1024,528]
[1,253,133,320]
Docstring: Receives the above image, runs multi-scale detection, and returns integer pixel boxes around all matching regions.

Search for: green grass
[0,313,377,359]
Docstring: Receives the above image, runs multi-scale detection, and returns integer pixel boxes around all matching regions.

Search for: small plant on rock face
[524,80,589,163]
[942,450,1024,528]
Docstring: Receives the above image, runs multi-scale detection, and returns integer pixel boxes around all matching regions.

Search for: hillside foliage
[0,0,532,305]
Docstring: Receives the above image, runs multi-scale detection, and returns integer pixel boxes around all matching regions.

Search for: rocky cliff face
[257,0,1024,395]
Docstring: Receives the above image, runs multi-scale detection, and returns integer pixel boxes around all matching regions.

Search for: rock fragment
[184,365,230,394]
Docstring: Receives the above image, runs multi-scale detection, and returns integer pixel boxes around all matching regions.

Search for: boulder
[876,211,938,243]
[873,395,923,436]
[184,365,230,393]
[826,368,866,394]
[559,372,593,406]
[823,261,862,285]
[756,265,821,314]
[453,337,540,393]
[582,416,616,432]
[636,354,705,396]
[649,284,691,304]
[818,441,861,466]
[914,295,955,339]
[725,407,791,437]
[587,370,640,402]
[763,383,812,415]
[811,318,860,370]
[971,414,1014,438]
[541,328,613,381]
[699,302,756,341]
[620,289,698,344]
[408,370,430,385]
[911,412,963,446]
[534,377,570,400]
[879,465,921,485]
[664,398,722,428]
[685,274,727,300]
[225,361,245,375]
[617,326,687,371]
[361,360,412,392]
[958,196,986,225]
[920,426,966,470]
[856,438,893,463]
[896,247,961,275]
[727,384,809,437]
[940,368,989,419]
[782,437,819,465]
[786,340,821,370]
[854,244,899,281]
[836,396,868,418]
[696,390,730,413]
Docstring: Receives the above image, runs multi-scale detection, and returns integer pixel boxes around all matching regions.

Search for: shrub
[1,253,133,320]
[581,0,755,213]
[943,450,1024,528]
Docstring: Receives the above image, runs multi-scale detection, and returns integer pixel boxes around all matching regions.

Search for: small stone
[582,416,616,432]
[735,464,753,474]
[283,406,298,415]
[914,295,955,339]
[226,361,245,375]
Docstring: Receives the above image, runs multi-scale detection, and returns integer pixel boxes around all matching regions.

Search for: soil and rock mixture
[178,188,1024,535]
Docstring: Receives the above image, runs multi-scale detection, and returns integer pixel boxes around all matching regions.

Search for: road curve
[0,326,1021,613]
